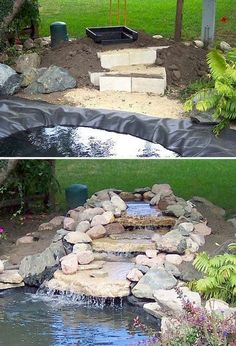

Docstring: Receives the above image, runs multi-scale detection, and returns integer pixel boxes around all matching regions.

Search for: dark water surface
[0,126,178,158]
[0,289,158,346]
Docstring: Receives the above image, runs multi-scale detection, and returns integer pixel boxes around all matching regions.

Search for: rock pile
[0,52,77,96]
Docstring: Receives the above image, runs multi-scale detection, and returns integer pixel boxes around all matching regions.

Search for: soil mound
[40,31,208,88]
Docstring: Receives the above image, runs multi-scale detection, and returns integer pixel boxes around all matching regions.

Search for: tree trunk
[0,0,26,40]
[174,0,184,41]
[0,160,18,185]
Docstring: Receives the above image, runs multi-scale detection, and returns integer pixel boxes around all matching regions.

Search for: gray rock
[23,38,35,50]
[164,262,181,278]
[0,64,22,95]
[154,230,187,254]
[220,41,231,52]
[135,265,150,274]
[165,204,185,217]
[19,240,65,286]
[133,187,151,194]
[15,53,41,73]
[178,222,194,236]
[132,265,177,299]
[25,65,77,94]
[21,67,47,87]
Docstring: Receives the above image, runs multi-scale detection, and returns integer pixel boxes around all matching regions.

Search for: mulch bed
[40,31,208,88]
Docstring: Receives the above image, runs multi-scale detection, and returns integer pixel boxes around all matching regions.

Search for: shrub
[190,251,236,304]
[184,48,236,135]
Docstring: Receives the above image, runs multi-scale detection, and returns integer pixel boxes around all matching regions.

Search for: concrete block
[89,72,106,86]
[129,49,156,65]
[100,52,130,69]
[100,76,132,92]
[132,77,166,95]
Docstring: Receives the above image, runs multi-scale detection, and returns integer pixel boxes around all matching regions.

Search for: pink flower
[0,227,4,234]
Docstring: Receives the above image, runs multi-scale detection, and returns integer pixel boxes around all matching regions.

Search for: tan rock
[46,262,133,298]
[166,254,182,266]
[151,184,172,195]
[69,210,81,221]
[105,223,125,235]
[49,216,64,227]
[135,254,164,267]
[143,191,155,200]
[63,217,76,231]
[38,222,54,232]
[16,236,34,245]
[78,261,105,271]
[64,232,92,244]
[0,282,24,290]
[111,195,127,211]
[77,251,94,265]
[0,270,23,284]
[76,221,90,233]
[73,243,92,253]
[80,207,104,222]
[93,238,156,253]
[127,268,143,282]
[86,225,106,239]
[119,191,135,201]
[60,253,78,275]
[143,302,163,319]
[103,211,115,224]
[193,222,211,236]
[15,53,41,73]
[145,250,158,258]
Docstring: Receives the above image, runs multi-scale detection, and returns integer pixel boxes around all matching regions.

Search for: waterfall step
[46,261,134,298]
[92,237,156,253]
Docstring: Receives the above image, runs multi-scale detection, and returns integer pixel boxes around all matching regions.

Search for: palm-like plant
[190,250,236,304]
[184,48,236,135]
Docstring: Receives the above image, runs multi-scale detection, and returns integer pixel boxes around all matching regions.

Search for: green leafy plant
[190,251,236,304]
[184,48,236,135]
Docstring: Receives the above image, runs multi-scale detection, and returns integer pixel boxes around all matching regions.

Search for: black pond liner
[0,96,236,157]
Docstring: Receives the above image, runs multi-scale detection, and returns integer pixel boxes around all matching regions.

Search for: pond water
[0,289,158,346]
[126,202,161,217]
[0,126,178,158]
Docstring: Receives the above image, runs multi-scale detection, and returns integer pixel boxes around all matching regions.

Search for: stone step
[46,261,134,298]
[90,65,167,95]
[92,237,156,253]
[97,46,169,69]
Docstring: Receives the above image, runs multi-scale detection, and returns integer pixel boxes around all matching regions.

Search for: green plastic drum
[50,21,69,48]
[65,184,88,209]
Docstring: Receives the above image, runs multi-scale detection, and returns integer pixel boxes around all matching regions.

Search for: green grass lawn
[56,159,236,216]
[39,0,236,42]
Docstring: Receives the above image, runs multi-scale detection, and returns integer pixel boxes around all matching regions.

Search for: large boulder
[153,287,201,316]
[26,65,77,94]
[15,53,41,73]
[0,64,22,95]
[132,266,177,299]
[19,240,65,286]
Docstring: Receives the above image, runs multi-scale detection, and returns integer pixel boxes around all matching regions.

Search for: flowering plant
[133,288,236,345]
[0,227,7,240]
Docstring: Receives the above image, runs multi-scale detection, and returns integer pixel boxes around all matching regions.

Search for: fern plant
[184,48,236,135]
[190,251,236,305]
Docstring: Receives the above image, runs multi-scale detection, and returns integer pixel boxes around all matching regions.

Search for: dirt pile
[40,31,208,89]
